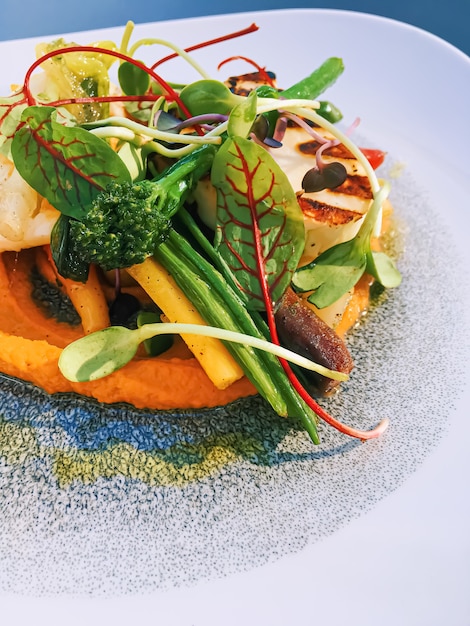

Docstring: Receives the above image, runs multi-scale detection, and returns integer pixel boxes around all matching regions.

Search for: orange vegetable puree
[0,249,256,410]
[0,216,386,410]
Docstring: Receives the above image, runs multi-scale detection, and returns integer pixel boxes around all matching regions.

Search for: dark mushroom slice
[275,288,354,395]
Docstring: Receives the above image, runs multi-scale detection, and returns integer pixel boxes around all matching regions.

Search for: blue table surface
[1,0,469,57]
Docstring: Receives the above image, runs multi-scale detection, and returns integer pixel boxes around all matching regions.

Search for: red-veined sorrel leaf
[211,136,305,310]
[0,91,28,158]
[11,105,131,219]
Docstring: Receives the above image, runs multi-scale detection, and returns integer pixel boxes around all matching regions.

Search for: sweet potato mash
[0,247,256,409]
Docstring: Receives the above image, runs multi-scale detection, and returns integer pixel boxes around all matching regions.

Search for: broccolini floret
[53,144,216,275]
[69,178,174,271]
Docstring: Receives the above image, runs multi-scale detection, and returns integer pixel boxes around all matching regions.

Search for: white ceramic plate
[0,9,469,626]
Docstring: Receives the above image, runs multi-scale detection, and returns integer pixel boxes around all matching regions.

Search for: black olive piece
[136,310,174,356]
[109,292,141,326]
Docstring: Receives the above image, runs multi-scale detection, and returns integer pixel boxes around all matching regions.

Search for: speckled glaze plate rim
[1,9,470,626]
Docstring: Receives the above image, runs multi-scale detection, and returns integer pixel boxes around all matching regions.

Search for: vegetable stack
[0,21,401,443]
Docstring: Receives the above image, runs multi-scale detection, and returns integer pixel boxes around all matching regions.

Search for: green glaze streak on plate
[0,421,41,464]
[0,418,275,488]
[51,434,266,488]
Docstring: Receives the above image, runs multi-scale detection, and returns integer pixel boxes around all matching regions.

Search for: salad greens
[292,182,402,308]
[53,143,216,274]
[0,20,402,443]
[212,130,305,309]
[59,322,347,388]
[12,105,131,219]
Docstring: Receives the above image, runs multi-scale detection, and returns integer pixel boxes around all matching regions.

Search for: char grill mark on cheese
[297,196,360,226]
[226,70,276,95]
[223,71,376,259]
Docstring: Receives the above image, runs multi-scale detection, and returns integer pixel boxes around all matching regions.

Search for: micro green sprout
[120,21,213,81]
[84,114,223,146]
[58,321,350,384]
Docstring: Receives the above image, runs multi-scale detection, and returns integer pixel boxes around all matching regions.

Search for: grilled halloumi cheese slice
[221,69,378,261]
[267,124,382,327]
[193,103,381,326]
[192,124,375,328]
[223,69,379,258]
[268,124,373,265]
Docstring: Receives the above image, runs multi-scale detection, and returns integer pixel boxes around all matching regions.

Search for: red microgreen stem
[314,116,361,169]
[217,55,276,87]
[114,268,121,300]
[315,139,337,170]
[272,116,287,144]
[160,112,228,132]
[22,45,194,119]
[267,268,388,440]
[150,23,259,69]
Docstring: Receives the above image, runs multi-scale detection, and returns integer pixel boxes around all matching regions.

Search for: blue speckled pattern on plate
[0,160,465,596]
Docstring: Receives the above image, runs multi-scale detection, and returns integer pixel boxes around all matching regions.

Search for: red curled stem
[277,353,389,441]
[22,45,193,119]
[217,55,276,87]
[151,23,259,70]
